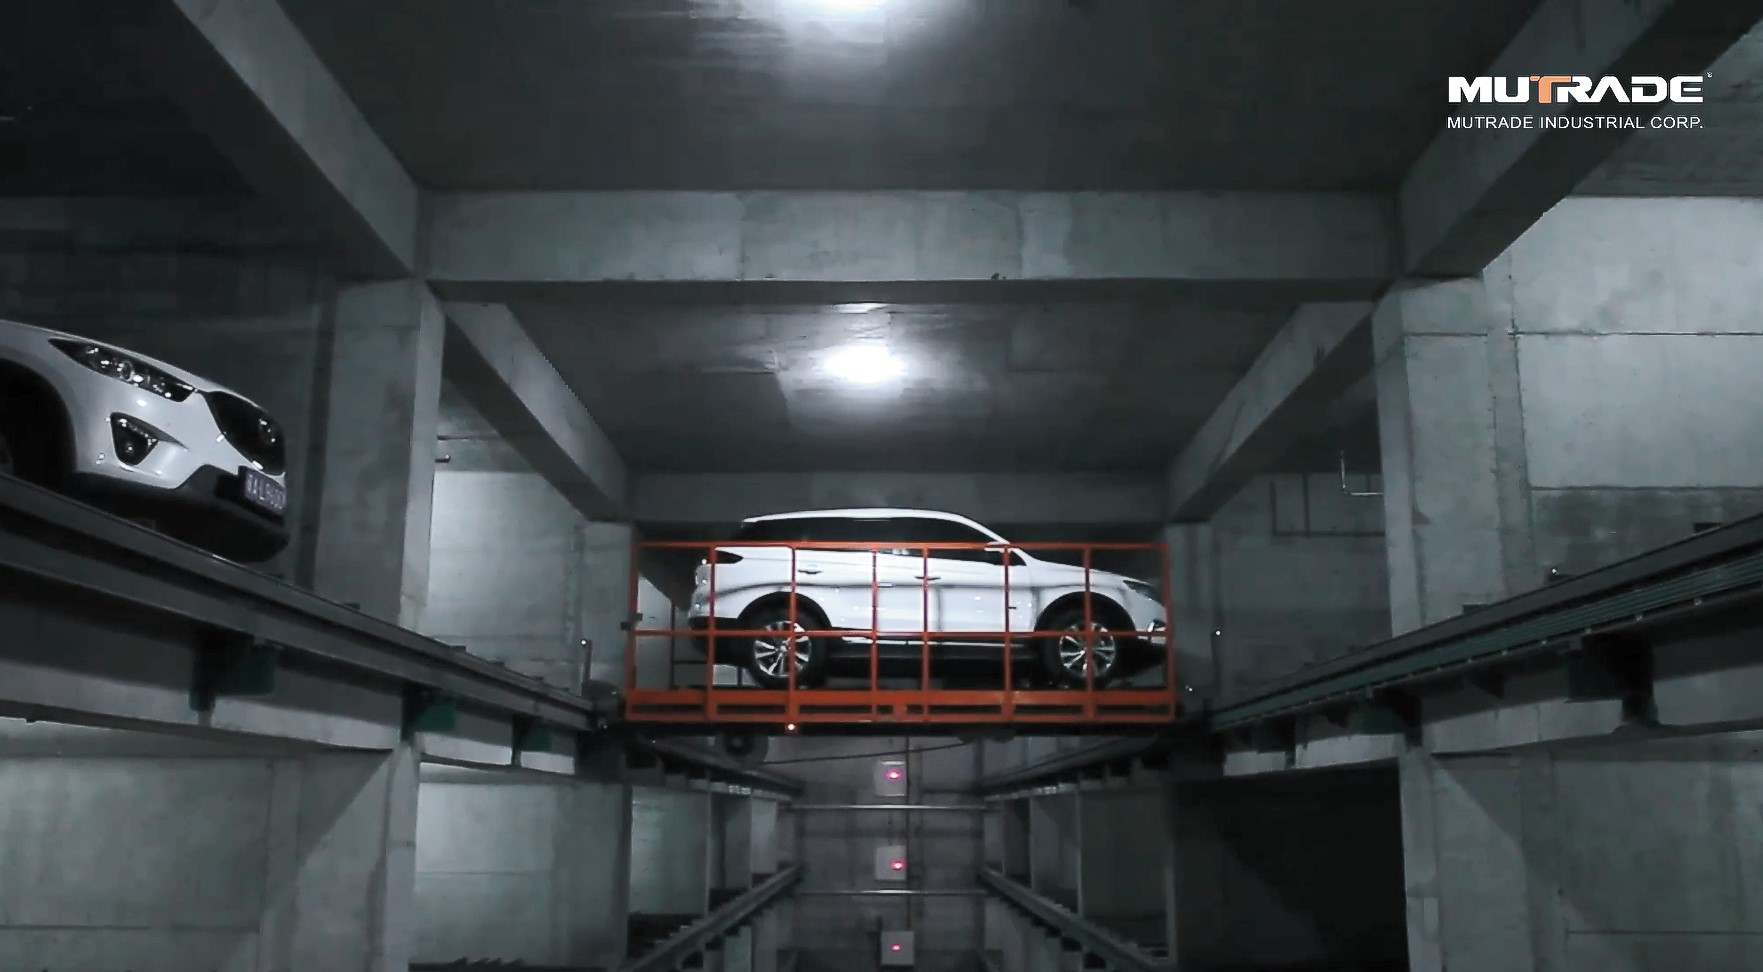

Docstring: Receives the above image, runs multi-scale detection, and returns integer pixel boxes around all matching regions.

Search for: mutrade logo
[1448,75,1705,104]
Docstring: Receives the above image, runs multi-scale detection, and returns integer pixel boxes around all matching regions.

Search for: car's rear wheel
[741,599,830,689]
[1038,606,1121,686]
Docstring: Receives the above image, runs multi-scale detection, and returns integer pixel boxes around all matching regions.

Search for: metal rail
[789,803,984,812]
[0,474,614,730]
[626,537,1179,728]
[625,736,805,798]
[1208,512,1763,730]
[618,865,800,972]
[975,736,1177,796]
[796,888,984,897]
[978,868,1174,972]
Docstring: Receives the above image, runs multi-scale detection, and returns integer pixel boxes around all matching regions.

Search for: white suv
[0,319,290,562]
[687,508,1167,688]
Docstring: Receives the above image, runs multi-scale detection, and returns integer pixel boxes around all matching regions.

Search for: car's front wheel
[1038,606,1121,686]
[740,600,830,689]
[0,375,67,486]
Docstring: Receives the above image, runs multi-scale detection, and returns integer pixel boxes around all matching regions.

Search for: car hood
[6,318,270,409]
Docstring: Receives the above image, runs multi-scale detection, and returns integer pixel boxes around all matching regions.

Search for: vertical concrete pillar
[0,727,418,972]
[310,279,444,627]
[1163,523,1219,700]
[275,745,421,972]
[1373,273,1531,634]
[412,773,633,967]
[583,521,636,686]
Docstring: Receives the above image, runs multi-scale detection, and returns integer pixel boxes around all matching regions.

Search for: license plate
[239,467,287,515]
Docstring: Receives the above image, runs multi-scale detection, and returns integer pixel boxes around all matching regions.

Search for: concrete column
[310,279,444,627]
[0,721,417,972]
[1378,198,1763,635]
[1373,273,1525,634]
[1164,523,1219,701]
[412,772,633,967]
[1081,790,1165,945]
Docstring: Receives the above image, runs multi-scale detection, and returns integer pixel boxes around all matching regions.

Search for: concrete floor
[5,1,1763,970]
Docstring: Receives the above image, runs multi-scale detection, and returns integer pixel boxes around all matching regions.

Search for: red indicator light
[891,858,905,871]
[884,768,902,781]
[891,944,903,952]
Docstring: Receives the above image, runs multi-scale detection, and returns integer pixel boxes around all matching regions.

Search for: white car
[0,319,290,562]
[687,508,1167,688]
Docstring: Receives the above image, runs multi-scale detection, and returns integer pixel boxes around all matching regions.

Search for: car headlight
[1124,578,1162,602]
[51,340,194,402]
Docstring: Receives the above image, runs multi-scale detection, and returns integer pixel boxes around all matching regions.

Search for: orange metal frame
[622,538,1181,727]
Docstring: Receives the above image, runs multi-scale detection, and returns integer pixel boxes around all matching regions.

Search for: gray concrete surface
[413,769,631,966]
[1378,197,1763,634]
[0,719,418,972]
[1401,742,1763,972]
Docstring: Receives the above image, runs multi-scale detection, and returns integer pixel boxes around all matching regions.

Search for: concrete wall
[630,787,710,915]
[425,470,654,691]
[1402,739,1763,972]
[1174,472,1389,700]
[1504,197,1763,577]
[776,736,984,972]
[0,719,416,972]
[413,772,630,966]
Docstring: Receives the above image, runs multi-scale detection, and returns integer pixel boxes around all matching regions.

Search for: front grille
[204,391,286,474]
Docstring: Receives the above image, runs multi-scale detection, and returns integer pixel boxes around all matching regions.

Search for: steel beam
[979,868,1174,972]
[618,865,801,972]
[1210,513,1763,730]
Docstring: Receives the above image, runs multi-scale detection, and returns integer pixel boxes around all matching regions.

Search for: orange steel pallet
[622,538,1182,728]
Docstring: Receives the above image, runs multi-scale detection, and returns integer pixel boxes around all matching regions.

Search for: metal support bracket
[402,685,459,738]
[1465,669,1508,702]
[1349,691,1420,737]
[1565,635,1657,725]
[513,716,554,754]
[1249,720,1295,754]
[190,630,280,712]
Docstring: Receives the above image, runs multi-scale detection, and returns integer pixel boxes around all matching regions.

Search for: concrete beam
[425,191,1395,290]
[441,303,630,521]
[630,472,1166,529]
[1401,0,1763,276]
[123,0,419,277]
[0,196,323,252]
[1166,302,1375,521]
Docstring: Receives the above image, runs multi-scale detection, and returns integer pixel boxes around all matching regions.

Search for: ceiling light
[823,344,905,385]
[833,302,887,314]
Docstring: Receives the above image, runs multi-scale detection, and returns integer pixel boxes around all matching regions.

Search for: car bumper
[67,464,289,562]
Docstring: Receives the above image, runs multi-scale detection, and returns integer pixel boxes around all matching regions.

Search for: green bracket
[1564,636,1657,724]
[402,686,459,738]
[1564,637,1650,702]
[1249,720,1295,753]
[1349,692,1420,737]
[190,632,280,712]
[513,717,554,754]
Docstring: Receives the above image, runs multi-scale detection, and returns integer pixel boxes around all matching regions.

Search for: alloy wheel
[1057,622,1117,679]
[752,619,813,679]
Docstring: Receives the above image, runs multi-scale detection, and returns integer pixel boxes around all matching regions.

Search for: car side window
[898,518,1015,564]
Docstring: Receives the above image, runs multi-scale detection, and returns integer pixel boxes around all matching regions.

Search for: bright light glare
[824,344,905,385]
[833,302,886,314]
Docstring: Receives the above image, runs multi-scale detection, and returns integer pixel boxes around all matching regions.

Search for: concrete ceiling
[510,298,1289,473]
[1578,25,1763,195]
[279,0,1543,191]
[1,2,249,195]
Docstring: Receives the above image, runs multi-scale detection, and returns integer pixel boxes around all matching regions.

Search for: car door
[809,517,930,640]
[901,517,1027,639]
